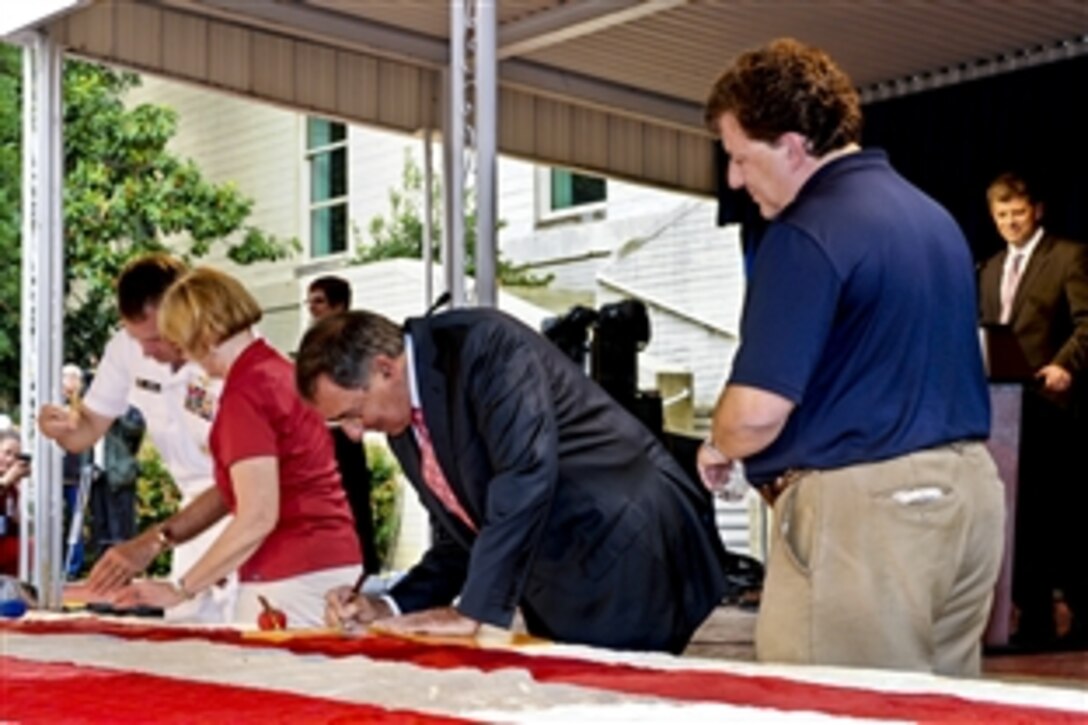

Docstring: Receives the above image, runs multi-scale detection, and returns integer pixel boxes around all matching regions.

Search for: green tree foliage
[0,45,298,411]
[133,443,182,577]
[365,440,402,571]
[0,47,23,413]
[352,151,551,288]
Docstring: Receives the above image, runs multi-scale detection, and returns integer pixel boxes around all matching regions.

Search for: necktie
[410,408,476,531]
[1000,252,1025,324]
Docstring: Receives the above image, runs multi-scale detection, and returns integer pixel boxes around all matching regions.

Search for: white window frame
[304,117,350,259]
[535,166,607,225]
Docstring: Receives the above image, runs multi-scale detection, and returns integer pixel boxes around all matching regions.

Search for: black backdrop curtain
[717,55,1088,263]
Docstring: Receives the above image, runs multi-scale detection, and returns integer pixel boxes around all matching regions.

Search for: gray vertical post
[447,5,467,307]
[440,70,453,303]
[473,0,497,307]
[21,33,66,607]
[422,127,434,310]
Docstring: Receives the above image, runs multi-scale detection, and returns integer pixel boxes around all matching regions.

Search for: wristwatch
[156,525,176,551]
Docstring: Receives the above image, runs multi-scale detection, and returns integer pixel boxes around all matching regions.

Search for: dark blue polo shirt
[729,149,990,485]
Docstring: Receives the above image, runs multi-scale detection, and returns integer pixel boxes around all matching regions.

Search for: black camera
[542,299,660,431]
[592,300,650,399]
[541,305,598,368]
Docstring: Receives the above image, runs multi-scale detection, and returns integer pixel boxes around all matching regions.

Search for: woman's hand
[110,580,185,610]
[87,529,162,594]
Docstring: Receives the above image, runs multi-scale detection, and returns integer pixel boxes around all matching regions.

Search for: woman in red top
[115,268,362,627]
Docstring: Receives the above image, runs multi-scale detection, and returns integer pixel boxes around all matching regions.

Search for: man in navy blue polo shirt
[699,38,1004,676]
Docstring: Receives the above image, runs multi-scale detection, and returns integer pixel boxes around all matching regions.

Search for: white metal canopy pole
[422,127,434,310]
[448,0,499,308]
[445,8,467,308]
[472,0,498,307]
[20,32,66,607]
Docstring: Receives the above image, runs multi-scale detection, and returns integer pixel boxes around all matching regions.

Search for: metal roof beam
[164,0,704,132]
[859,34,1088,103]
[502,60,703,132]
[172,0,450,66]
[497,0,688,60]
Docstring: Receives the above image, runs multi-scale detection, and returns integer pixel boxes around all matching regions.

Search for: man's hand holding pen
[324,585,394,631]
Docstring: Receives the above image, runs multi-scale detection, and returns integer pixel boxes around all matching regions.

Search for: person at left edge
[108,267,361,627]
[297,307,729,653]
[0,429,30,575]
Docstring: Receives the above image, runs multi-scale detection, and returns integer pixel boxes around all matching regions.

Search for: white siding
[495,157,537,241]
[346,127,422,256]
[126,76,301,245]
[125,75,305,353]
[498,159,698,269]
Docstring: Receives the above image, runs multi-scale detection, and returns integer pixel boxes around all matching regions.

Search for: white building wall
[495,156,536,240]
[125,74,305,352]
[345,126,420,255]
[498,159,698,271]
[125,76,302,257]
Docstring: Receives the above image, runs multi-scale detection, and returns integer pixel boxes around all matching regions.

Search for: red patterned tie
[411,408,476,531]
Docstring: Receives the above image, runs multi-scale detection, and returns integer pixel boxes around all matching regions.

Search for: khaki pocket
[776,483,813,577]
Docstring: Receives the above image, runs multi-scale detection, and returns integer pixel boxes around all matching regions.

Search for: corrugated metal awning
[32,0,1088,196]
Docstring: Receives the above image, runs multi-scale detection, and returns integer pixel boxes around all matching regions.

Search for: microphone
[426,291,452,317]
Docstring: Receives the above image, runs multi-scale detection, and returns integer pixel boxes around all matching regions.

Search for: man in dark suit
[979,172,1088,648]
[296,308,729,653]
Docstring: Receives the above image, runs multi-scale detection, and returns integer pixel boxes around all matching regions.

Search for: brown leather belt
[757,469,805,508]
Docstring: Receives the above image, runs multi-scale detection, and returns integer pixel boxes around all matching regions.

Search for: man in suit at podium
[979,172,1088,648]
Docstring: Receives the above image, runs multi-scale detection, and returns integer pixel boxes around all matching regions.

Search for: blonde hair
[159,267,262,357]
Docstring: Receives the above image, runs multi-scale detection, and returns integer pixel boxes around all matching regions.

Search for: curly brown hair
[705,38,862,157]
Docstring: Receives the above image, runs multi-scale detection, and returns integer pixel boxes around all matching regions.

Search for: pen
[338,569,369,634]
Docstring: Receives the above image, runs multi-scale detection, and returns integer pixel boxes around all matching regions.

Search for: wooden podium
[979,325,1033,647]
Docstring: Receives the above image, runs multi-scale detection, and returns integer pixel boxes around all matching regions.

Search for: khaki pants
[755,442,1005,676]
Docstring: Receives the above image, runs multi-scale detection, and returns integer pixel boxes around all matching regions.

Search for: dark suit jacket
[386,308,728,653]
[979,233,1088,399]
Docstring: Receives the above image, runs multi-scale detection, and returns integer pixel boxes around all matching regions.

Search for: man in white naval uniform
[39,254,235,622]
